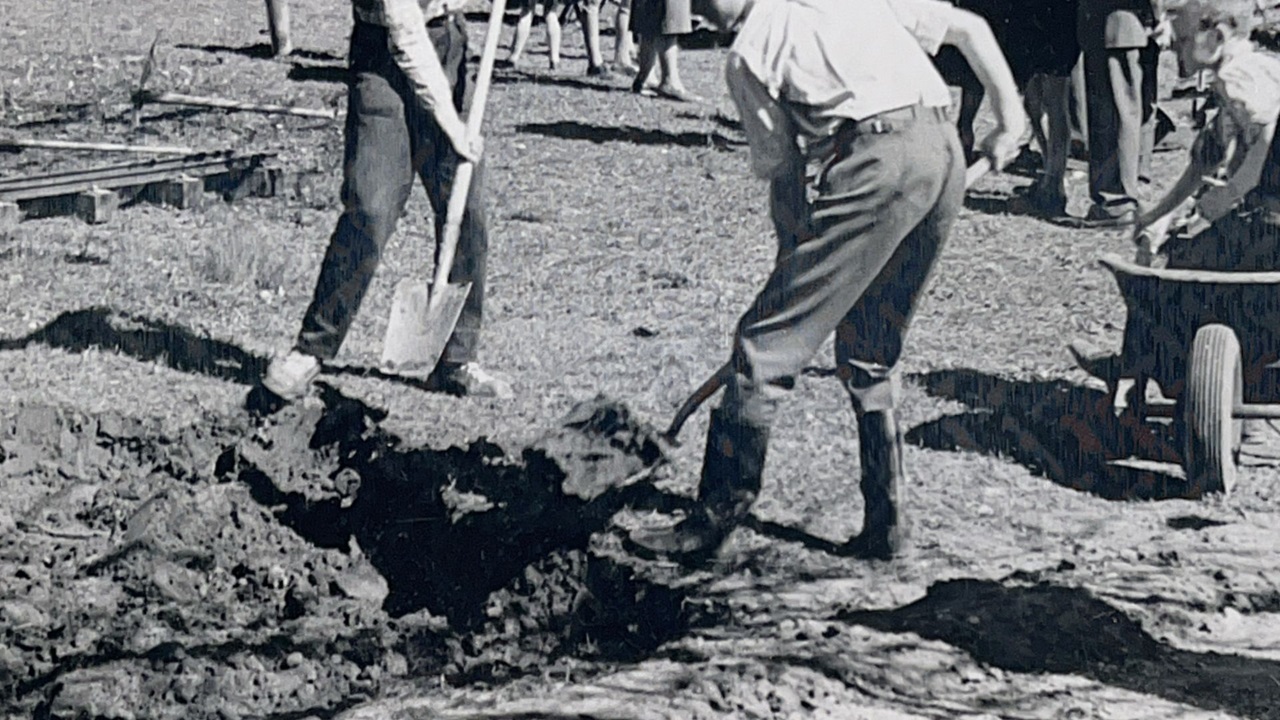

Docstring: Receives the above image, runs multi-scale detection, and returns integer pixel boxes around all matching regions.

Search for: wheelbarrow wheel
[1183,324,1243,495]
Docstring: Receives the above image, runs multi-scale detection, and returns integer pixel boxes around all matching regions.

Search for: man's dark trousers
[296,14,488,365]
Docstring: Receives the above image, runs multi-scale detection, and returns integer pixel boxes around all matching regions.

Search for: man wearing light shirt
[260,0,513,402]
[630,0,1026,562]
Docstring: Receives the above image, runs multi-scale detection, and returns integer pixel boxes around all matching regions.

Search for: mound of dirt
[0,391,693,719]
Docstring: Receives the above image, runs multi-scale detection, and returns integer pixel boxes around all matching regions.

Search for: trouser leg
[296,26,414,360]
[833,135,963,558]
[410,15,488,367]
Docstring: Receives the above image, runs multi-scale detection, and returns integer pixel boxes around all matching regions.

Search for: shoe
[627,408,769,562]
[616,61,640,76]
[653,84,705,104]
[1079,202,1138,228]
[430,362,514,399]
[626,509,726,563]
[1007,184,1067,218]
[261,350,321,401]
[840,410,909,560]
[586,63,613,78]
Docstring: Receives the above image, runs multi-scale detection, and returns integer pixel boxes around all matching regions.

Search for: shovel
[381,0,508,375]
[661,157,994,445]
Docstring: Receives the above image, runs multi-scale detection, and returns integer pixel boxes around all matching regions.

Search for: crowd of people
[253,0,1280,564]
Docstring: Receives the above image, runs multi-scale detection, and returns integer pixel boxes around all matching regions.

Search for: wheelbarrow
[1076,253,1280,494]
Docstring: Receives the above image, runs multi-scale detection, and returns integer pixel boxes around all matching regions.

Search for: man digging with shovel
[258,0,513,404]
[630,0,1026,562]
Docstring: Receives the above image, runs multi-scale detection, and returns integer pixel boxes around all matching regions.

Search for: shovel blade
[380,279,472,375]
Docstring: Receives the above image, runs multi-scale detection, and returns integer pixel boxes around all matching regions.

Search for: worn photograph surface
[2,0,1280,717]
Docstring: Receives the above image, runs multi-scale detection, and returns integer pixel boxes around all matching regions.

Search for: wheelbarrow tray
[1100,254,1280,401]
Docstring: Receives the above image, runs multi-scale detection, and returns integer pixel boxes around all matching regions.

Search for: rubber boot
[629,407,768,561]
[842,410,909,560]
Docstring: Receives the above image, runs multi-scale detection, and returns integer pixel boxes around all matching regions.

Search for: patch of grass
[192,227,290,292]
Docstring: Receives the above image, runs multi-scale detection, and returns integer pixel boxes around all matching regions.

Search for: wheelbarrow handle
[661,157,994,446]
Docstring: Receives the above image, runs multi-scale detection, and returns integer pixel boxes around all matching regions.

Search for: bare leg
[1038,74,1071,200]
[545,1,563,69]
[614,0,637,70]
[265,0,293,58]
[1024,75,1050,161]
[580,1,605,70]
[655,34,682,91]
[509,6,535,63]
[631,32,658,92]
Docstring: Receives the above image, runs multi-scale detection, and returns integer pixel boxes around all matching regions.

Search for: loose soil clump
[0,392,693,719]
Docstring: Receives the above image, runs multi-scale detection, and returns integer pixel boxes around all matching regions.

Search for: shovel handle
[661,157,995,444]
[430,0,509,306]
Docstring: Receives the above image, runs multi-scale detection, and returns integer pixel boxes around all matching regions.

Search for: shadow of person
[516,120,745,150]
[905,368,1196,501]
[0,307,268,385]
[173,42,342,63]
[287,63,350,84]
[839,577,1280,720]
[492,74,634,94]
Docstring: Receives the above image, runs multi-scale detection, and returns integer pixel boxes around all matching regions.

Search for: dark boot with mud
[628,407,768,563]
[841,409,909,560]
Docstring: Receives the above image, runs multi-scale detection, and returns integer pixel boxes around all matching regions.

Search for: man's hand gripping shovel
[381,0,508,375]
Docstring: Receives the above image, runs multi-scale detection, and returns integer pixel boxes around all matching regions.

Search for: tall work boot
[842,410,909,560]
[629,407,768,562]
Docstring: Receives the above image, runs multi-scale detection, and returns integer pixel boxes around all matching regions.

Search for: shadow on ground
[0,307,269,385]
[174,42,342,63]
[288,63,350,84]
[841,577,1280,720]
[905,368,1194,500]
[493,73,630,94]
[0,308,470,399]
[517,120,744,149]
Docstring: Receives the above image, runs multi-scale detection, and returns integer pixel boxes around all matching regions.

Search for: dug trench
[0,390,719,720]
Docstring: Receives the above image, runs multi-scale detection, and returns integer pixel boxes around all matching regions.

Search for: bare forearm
[1139,163,1201,227]
[942,11,1022,133]
[1197,121,1276,221]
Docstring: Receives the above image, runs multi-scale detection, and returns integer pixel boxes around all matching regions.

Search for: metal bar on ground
[0,138,195,155]
[137,91,336,119]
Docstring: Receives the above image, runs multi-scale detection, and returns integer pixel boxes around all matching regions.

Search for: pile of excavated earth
[0,392,699,719]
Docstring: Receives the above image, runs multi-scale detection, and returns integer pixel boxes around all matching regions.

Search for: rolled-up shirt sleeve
[726,52,799,179]
[886,0,951,56]
[379,0,461,120]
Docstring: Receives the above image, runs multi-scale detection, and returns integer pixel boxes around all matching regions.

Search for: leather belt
[841,104,951,137]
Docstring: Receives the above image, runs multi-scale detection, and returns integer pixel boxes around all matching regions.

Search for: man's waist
[352,0,464,26]
[840,104,951,137]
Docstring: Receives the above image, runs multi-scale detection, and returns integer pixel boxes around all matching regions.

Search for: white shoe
[261,350,321,401]
[433,362,514,399]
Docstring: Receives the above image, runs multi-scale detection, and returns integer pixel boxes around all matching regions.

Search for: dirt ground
[2,1,1280,718]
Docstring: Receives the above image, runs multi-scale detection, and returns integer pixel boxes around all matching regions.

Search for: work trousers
[1082,41,1158,213]
[722,109,965,429]
[296,15,488,365]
